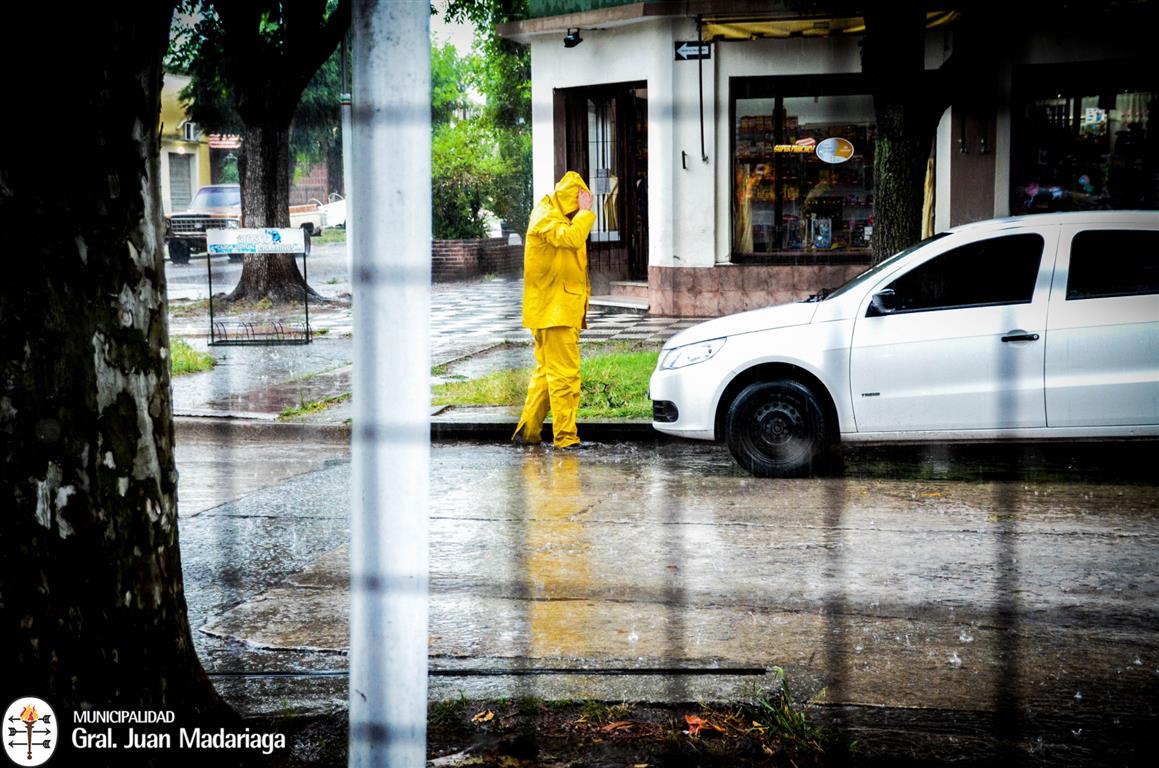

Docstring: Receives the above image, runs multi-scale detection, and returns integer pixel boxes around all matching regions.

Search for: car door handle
[1000,332,1040,343]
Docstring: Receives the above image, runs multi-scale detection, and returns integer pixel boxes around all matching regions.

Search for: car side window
[883,233,1044,313]
[1067,230,1159,300]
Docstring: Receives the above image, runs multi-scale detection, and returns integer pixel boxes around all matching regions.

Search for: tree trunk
[0,2,235,753]
[863,7,939,264]
[230,123,321,303]
[871,104,931,263]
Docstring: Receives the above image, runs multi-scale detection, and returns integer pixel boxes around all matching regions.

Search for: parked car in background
[650,211,1159,476]
[164,183,324,263]
[320,192,346,229]
[165,184,240,264]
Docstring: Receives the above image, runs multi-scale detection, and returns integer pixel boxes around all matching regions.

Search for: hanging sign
[674,41,711,60]
[815,137,855,164]
[207,228,307,254]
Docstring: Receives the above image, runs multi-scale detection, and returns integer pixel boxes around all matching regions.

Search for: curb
[175,415,666,444]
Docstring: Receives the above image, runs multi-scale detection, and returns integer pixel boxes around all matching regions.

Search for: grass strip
[432,344,659,420]
[170,337,216,376]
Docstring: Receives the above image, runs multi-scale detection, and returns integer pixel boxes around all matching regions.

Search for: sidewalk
[170,272,703,437]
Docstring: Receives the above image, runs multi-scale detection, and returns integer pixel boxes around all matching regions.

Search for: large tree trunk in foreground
[863,7,940,264]
[0,4,234,760]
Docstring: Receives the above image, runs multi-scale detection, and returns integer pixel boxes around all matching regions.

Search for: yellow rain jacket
[522,171,597,330]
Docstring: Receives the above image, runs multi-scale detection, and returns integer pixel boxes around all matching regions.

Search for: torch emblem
[3,698,57,766]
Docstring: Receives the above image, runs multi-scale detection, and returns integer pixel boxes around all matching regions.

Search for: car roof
[947,210,1159,235]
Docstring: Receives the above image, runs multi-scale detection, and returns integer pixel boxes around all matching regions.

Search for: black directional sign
[674,41,711,61]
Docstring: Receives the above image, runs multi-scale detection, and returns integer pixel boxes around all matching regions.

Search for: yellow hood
[551,171,591,217]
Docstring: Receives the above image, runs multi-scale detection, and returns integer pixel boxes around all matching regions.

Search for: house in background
[159,73,212,215]
[501,1,1157,316]
[159,74,332,213]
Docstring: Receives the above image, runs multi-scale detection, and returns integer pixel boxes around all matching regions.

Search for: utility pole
[348,1,431,766]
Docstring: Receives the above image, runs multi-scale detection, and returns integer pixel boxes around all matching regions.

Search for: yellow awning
[702,11,959,42]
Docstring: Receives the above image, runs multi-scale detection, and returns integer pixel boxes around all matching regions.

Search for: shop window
[733,80,874,263]
[1013,82,1157,214]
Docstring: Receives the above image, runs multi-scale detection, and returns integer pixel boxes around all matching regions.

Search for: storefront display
[733,85,875,262]
[1013,68,1156,215]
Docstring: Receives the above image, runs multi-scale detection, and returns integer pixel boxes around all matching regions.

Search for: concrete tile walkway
[170,274,708,422]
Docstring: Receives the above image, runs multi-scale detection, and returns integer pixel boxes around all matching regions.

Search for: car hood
[168,207,239,217]
[662,301,819,348]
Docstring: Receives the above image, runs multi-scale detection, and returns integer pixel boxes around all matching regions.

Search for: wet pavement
[175,431,1159,764]
[166,242,687,424]
[166,244,1159,762]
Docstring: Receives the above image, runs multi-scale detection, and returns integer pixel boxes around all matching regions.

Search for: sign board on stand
[207,228,307,255]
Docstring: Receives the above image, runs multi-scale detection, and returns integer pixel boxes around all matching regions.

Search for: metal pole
[341,33,354,276]
[349,1,430,766]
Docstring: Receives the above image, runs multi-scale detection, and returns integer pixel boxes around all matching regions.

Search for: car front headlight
[658,337,726,370]
[224,219,240,229]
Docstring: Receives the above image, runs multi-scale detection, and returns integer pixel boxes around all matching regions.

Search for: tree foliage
[438,0,532,234]
[168,0,350,302]
[169,1,346,187]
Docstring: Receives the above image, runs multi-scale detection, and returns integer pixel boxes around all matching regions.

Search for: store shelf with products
[735,115,875,259]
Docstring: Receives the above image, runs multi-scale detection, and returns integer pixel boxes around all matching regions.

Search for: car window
[190,187,241,208]
[883,233,1044,313]
[824,233,948,300]
[1067,230,1159,300]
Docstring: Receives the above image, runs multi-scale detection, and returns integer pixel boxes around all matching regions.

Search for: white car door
[1045,224,1159,427]
[849,228,1059,433]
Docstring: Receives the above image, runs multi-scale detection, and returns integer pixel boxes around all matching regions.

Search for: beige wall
[158,73,211,213]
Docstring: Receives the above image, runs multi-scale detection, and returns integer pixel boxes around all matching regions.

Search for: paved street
[165,240,1159,763]
[175,430,1159,764]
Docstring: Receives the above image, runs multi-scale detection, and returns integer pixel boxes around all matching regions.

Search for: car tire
[725,380,828,478]
[168,240,190,264]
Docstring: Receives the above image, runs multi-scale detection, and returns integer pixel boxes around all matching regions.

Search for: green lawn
[170,337,216,376]
[433,343,659,419]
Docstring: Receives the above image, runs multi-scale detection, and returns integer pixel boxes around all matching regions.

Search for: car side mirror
[868,288,897,317]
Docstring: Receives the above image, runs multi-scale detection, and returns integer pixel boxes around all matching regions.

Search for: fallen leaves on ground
[471,710,495,724]
[683,714,726,737]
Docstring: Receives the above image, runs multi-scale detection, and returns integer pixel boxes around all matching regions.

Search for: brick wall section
[648,264,867,317]
[432,238,522,282]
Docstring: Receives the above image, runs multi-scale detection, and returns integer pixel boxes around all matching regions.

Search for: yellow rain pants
[513,326,582,448]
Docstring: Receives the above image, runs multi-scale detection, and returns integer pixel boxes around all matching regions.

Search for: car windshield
[820,232,950,300]
[189,187,240,208]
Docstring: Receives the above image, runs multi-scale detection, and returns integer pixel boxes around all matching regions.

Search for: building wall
[649,263,865,316]
[432,238,522,282]
[528,12,1152,315]
[158,73,211,214]
[531,19,682,274]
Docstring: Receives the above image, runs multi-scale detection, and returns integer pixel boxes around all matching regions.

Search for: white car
[650,211,1159,476]
[320,192,346,229]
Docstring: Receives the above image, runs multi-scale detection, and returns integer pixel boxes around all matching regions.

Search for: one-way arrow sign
[674,41,710,60]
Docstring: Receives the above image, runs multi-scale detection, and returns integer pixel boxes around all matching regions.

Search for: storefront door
[555,82,648,281]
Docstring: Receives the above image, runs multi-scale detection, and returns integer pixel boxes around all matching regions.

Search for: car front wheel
[168,239,190,264]
[725,380,828,477]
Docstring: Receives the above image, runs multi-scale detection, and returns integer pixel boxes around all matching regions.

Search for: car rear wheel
[725,380,827,477]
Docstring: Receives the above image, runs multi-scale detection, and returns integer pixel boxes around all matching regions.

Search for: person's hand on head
[578,189,593,211]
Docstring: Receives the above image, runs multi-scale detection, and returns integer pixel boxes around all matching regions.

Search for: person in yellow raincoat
[512,171,596,449]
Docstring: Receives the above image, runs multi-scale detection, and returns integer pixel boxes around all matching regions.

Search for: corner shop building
[501,2,1158,316]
